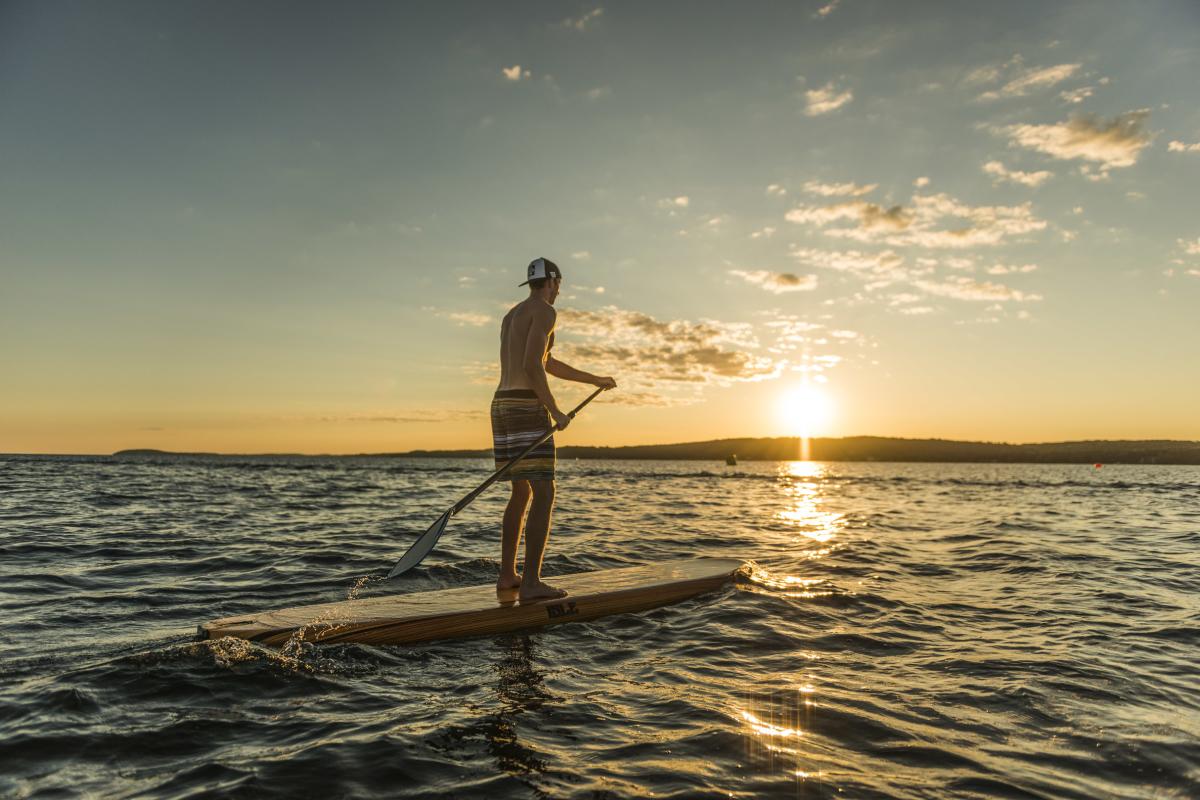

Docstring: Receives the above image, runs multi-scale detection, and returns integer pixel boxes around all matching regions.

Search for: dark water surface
[1,455,1198,799]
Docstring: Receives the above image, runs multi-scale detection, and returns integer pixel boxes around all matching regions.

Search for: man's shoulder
[527,299,557,322]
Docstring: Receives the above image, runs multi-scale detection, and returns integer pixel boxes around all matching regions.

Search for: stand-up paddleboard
[198,557,746,647]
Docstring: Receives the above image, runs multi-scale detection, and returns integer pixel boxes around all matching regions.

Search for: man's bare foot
[497,572,521,592]
[519,580,568,602]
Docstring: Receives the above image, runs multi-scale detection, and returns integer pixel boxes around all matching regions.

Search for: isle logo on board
[546,601,578,619]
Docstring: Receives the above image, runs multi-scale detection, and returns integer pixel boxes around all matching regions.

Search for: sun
[777,384,834,437]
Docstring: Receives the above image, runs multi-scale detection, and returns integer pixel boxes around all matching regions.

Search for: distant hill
[112,438,1200,464]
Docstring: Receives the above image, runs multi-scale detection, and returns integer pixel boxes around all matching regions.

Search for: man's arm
[523,307,570,428]
[546,357,617,389]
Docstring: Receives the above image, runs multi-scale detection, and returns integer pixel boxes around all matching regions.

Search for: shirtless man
[492,257,617,600]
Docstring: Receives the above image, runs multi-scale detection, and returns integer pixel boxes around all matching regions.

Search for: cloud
[766,183,787,196]
[913,276,1042,302]
[1179,238,1200,255]
[986,263,1039,275]
[790,247,905,286]
[730,269,818,294]
[1000,111,1153,169]
[788,192,1046,249]
[982,160,1053,187]
[815,0,842,17]
[561,8,603,31]
[502,65,531,81]
[786,200,910,230]
[315,409,487,424]
[1060,86,1094,104]
[428,308,491,326]
[586,86,612,100]
[802,179,878,197]
[1168,140,1200,153]
[805,82,853,116]
[556,306,780,396]
[750,226,776,239]
[571,251,591,260]
[913,176,930,188]
[979,63,1081,101]
[658,195,690,209]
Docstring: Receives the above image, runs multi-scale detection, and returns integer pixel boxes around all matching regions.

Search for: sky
[2,0,1199,455]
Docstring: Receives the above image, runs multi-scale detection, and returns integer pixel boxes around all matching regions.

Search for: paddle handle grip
[451,386,606,515]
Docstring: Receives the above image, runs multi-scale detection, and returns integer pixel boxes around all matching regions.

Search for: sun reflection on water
[738,686,825,790]
[776,461,845,545]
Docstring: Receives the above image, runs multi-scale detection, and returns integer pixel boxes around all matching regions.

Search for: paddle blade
[386,509,451,579]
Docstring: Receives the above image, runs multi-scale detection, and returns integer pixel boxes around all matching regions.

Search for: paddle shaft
[450,385,605,516]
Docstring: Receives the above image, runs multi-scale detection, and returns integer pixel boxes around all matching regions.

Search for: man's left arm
[545,356,617,389]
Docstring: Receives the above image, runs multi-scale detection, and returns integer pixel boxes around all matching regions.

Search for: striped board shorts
[491,389,556,482]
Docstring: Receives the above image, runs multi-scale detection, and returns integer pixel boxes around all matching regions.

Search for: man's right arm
[523,308,570,429]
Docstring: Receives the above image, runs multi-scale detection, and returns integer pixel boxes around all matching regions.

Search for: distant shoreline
[76,437,1198,465]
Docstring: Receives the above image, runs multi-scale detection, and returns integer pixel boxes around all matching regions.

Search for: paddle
[385,386,607,579]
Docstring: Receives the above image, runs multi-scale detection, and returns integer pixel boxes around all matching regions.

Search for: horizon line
[4,433,1200,459]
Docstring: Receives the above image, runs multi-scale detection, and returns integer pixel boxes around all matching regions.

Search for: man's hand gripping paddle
[385,386,607,579]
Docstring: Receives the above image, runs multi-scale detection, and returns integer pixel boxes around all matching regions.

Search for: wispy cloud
[313,409,487,425]
[561,8,604,31]
[429,308,491,326]
[1060,86,1094,104]
[986,263,1039,275]
[730,269,818,294]
[657,195,690,209]
[1179,238,1200,255]
[982,160,1053,187]
[502,65,531,81]
[805,81,853,116]
[766,183,787,196]
[790,246,905,287]
[814,0,842,18]
[786,200,910,231]
[914,276,1042,302]
[999,111,1153,170]
[1168,140,1200,153]
[803,179,878,197]
[979,62,1081,101]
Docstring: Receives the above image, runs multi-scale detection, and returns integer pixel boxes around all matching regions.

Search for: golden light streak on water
[739,685,823,787]
[741,709,803,739]
[776,461,844,545]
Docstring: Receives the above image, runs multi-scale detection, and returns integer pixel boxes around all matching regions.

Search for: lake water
[1,455,1198,798]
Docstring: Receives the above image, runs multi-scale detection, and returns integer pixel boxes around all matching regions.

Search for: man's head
[520,257,563,303]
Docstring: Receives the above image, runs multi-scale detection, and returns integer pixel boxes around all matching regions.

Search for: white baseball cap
[519,257,563,286]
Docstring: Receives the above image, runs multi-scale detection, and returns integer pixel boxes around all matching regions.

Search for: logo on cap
[519,257,562,286]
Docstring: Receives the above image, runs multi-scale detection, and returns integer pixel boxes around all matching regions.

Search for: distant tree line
[115,438,1200,464]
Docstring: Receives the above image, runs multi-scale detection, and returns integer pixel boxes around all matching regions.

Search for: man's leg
[498,480,531,591]
[520,479,567,600]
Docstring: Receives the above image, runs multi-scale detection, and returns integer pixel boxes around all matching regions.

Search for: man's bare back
[497,298,554,394]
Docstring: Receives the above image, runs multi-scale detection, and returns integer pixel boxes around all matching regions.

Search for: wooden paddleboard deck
[198,557,747,647]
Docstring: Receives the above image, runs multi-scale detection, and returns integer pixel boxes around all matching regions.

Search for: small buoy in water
[1094,463,1103,469]
[725,454,738,466]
